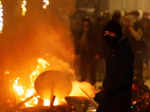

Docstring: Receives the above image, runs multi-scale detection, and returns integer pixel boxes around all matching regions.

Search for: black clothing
[75,22,99,84]
[97,20,134,112]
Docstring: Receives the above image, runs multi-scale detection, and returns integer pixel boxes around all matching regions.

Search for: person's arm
[128,26,143,40]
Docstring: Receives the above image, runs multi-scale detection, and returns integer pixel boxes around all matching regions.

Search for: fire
[43,99,50,106]
[24,96,39,107]
[12,57,96,108]
[21,0,27,16]
[0,0,3,33]
[69,81,96,98]
[43,0,50,9]
[13,58,50,107]
[30,58,50,88]
[13,77,24,96]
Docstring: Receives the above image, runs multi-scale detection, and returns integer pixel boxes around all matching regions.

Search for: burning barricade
[3,58,98,112]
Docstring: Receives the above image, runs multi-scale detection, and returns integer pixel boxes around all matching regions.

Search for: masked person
[97,11,134,112]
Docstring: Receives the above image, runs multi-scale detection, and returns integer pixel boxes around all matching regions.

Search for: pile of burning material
[12,96,96,112]
[8,70,98,112]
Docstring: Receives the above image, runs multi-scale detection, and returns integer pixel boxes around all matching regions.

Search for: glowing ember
[0,0,3,33]
[43,0,50,9]
[21,0,27,16]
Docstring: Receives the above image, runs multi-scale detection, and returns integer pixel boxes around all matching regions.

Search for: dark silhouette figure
[97,11,134,112]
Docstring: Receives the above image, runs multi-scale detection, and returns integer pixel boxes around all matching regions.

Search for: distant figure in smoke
[127,11,145,84]
[74,17,98,84]
[97,11,134,112]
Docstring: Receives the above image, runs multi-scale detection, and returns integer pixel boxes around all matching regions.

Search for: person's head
[82,17,91,30]
[112,10,122,23]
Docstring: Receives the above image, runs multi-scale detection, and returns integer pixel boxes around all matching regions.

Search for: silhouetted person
[97,11,134,112]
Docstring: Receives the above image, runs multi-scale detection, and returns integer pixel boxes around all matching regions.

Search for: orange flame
[69,81,96,98]
[43,99,50,106]
[13,77,24,96]
[12,57,96,107]
[13,58,50,107]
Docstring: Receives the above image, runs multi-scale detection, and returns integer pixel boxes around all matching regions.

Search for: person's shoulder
[104,20,113,28]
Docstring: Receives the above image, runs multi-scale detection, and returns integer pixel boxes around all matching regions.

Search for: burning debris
[0,0,98,111]
[34,70,74,106]
[7,58,97,112]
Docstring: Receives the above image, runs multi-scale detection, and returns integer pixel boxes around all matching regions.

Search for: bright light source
[21,0,27,16]
[43,0,50,9]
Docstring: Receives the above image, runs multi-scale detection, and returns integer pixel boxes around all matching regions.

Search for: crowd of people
[70,10,150,112]
[71,10,150,85]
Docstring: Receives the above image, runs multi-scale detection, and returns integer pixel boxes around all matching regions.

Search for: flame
[12,57,96,108]
[43,97,66,106]
[21,0,27,16]
[69,81,96,98]
[0,0,3,33]
[13,77,24,96]
[43,0,50,9]
[24,96,39,107]
[13,58,50,107]
[30,58,50,87]
[43,99,50,106]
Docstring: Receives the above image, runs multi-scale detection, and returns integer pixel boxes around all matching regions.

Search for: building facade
[76,0,150,12]
[109,0,150,12]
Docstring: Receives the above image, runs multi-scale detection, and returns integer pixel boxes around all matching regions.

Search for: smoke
[0,0,76,101]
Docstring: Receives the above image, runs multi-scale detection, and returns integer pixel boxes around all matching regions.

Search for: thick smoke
[0,0,76,101]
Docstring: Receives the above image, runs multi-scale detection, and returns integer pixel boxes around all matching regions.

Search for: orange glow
[13,58,50,107]
[21,0,27,16]
[43,97,65,106]
[13,77,24,96]
[5,71,10,75]
[25,89,34,97]
[24,96,39,107]
[53,97,66,106]
[43,0,50,9]
[12,57,95,107]
[132,101,137,105]
[43,99,50,106]
[30,58,50,87]
[69,81,96,98]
